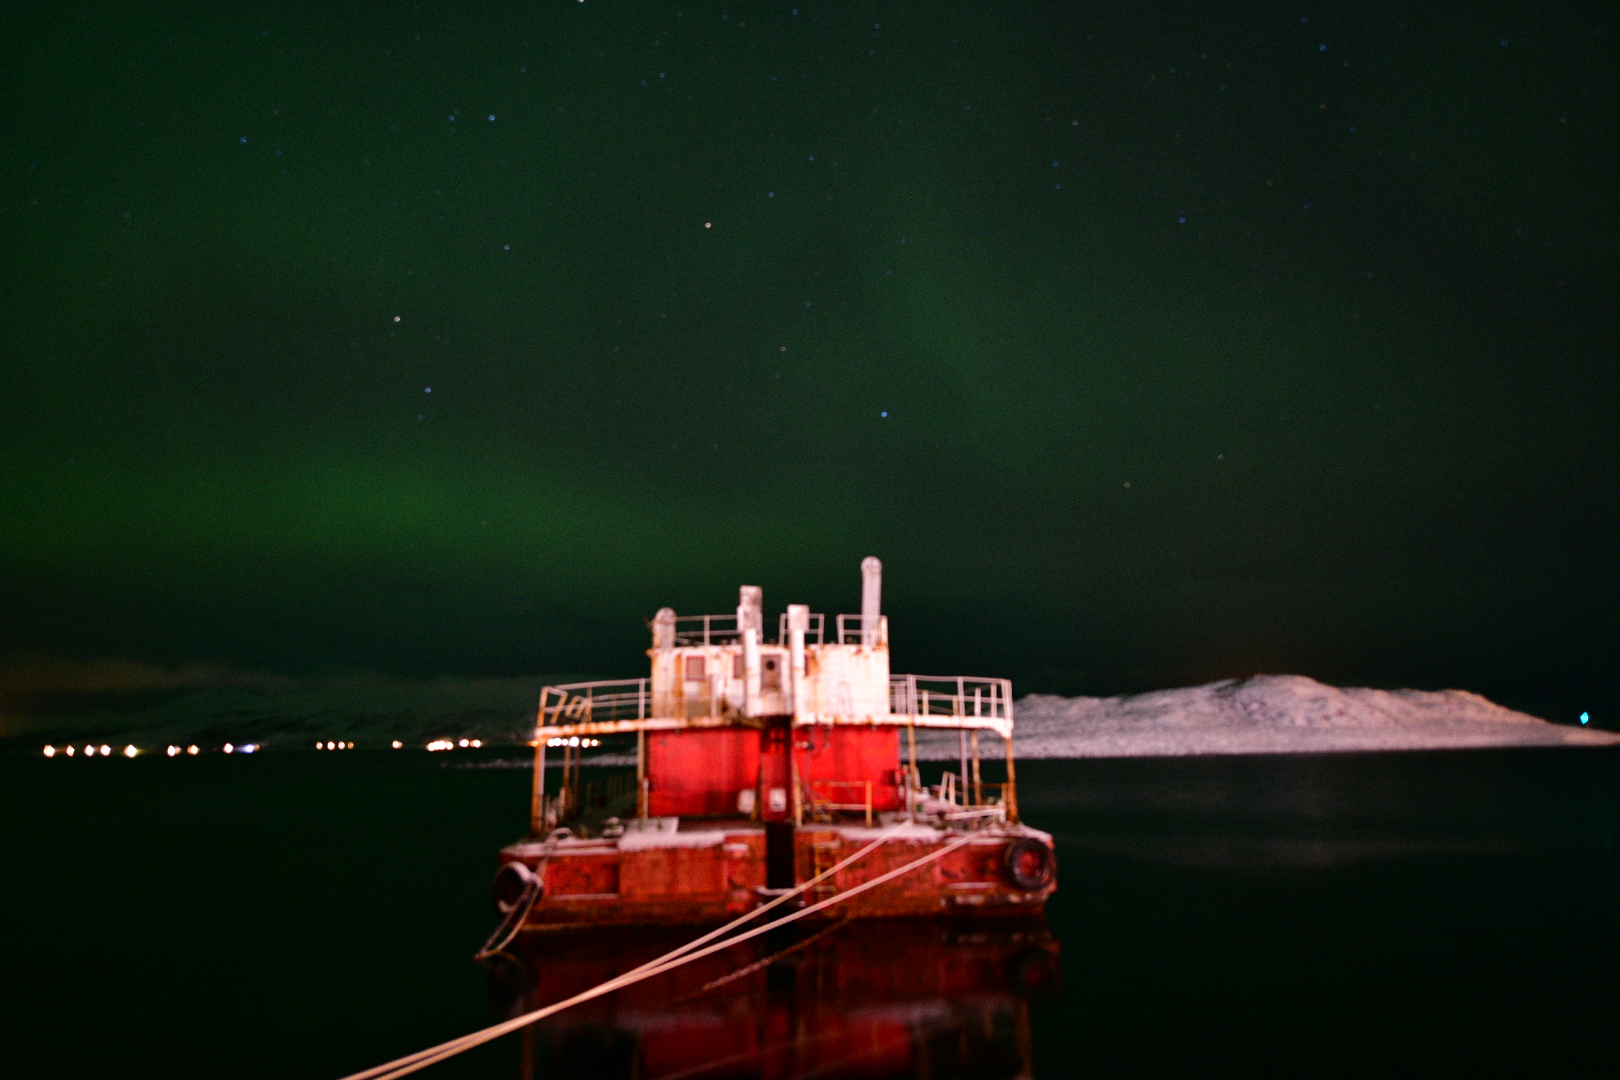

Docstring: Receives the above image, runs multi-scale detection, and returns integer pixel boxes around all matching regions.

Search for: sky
[3,2,1617,739]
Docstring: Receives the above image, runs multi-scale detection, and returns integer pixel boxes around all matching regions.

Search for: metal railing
[889,675,1014,721]
[669,611,826,646]
[538,679,651,726]
[776,611,825,645]
[805,779,874,827]
[673,614,739,646]
[833,614,883,644]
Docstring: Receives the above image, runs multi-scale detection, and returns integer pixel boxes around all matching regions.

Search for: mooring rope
[339,824,988,1080]
[473,871,543,961]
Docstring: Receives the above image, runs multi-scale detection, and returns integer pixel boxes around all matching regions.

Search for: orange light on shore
[123,745,137,758]
[186,745,199,755]
[84,745,97,757]
[99,745,111,756]
[391,740,403,749]
[166,746,180,757]
[43,745,56,757]
[65,745,76,757]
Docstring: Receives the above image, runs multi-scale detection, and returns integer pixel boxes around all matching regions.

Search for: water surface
[2,748,1614,1076]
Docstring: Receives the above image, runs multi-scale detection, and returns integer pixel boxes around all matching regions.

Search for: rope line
[339,826,987,1080]
[473,872,542,961]
[345,818,914,1080]
[675,916,851,1002]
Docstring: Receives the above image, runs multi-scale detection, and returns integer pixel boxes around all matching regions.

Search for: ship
[492,558,1056,929]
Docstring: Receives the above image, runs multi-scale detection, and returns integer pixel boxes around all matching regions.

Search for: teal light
[1580,712,1590,725]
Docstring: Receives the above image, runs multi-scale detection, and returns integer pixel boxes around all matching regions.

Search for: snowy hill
[913,675,1618,759]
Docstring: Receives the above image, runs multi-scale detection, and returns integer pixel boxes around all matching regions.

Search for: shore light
[99,745,111,756]
[84,745,97,757]
[65,745,76,757]
[43,745,56,757]
[470,739,482,748]
[391,740,403,749]
[239,744,257,754]
[123,745,137,758]
[167,745,179,757]
[187,745,199,755]
[223,743,234,754]
[1580,712,1590,725]
[458,739,469,748]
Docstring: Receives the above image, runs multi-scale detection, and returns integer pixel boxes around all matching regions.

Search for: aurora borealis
[3,2,1616,734]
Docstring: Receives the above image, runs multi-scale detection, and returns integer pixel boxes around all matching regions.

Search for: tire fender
[1003,837,1056,890]
[491,860,539,915]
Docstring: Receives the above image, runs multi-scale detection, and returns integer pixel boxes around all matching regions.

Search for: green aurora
[2,2,1616,732]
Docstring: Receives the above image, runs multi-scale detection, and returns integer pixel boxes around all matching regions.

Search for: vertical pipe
[787,604,808,715]
[742,628,761,717]
[860,556,882,647]
[530,707,546,837]
[971,731,982,806]
[564,742,575,820]
[959,729,969,807]
[636,728,646,819]
[907,718,917,821]
[1005,733,1019,824]
[791,755,803,827]
[653,607,676,651]
[737,585,763,636]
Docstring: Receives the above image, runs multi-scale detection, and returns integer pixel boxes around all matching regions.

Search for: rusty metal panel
[796,726,903,812]
[619,845,728,901]
[545,854,620,898]
[646,727,761,816]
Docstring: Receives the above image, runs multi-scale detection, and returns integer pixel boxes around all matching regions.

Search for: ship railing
[889,675,1014,723]
[833,614,888,645]
[804,779,875,828]
[673,614,739,646]
[670,612,826,645]
[537,679,651,726]
[777,611,825,645]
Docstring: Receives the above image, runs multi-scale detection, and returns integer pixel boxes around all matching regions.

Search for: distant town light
[458,739,469,748]
[43,745,56,757]
[123,745,137,758]
[391,740,403,749]
[99,745,110,756]
[65,745,76,756]
[470,739,482,748]
[84,745,97,757]
[239,744,257,754]
[224,744,234,754]
[167,745,180,757]
[187,745,199,755]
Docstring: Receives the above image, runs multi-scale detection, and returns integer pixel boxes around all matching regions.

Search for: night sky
[3,3,1617,733]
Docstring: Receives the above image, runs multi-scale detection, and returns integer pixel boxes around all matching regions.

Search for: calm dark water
[2,748,1615,1077]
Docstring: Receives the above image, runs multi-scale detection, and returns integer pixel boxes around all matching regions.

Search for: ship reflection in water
[485,918,1059,1080]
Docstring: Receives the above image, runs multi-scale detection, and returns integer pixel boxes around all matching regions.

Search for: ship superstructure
[493,559,1055,927]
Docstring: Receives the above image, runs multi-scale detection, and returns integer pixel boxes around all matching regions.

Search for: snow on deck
[912,675,1619,759]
